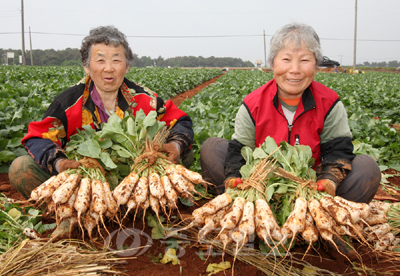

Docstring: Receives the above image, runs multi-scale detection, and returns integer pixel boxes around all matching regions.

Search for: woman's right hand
[58,159,80,173]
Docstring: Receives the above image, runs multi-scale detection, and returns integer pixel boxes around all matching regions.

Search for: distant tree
[62,59,81,66]
[388,60,400,68]
[154,56,165,67]
[132,54,152,67]
[376,61,388,67]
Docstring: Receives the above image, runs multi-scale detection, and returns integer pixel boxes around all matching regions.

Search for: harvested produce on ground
[181,136,400,272]
[26,112,212,241]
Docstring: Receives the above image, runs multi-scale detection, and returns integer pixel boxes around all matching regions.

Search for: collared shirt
[90,85,115,123]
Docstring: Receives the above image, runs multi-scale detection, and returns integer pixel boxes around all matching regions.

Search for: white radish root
[149,172,165,200]
[308,199,335,232]
[103,181,118,219]
[166,165,194,198]
[56,187,78,223]
[121,192,137,222]
[281,197,307,240]
[30,175,57,201]
[149,195,164,233]
[231,227,250,276]
[39,171,69,200]
[302,213,319,244]
[132,176,149,227]
[198,207,228,241]
[369,201,391,217]
[334,196,371,221]
[192,193,233,224]
[219,197,246,232]
[175,164,205,184]
[160,175,180,219]
[301,212,319,258]
[52,173,81,204]
[255,198,282,247]
[364,209,388,226]
[320,197,352,226]
[318,228,355,263]
[374,232,395,251]
[364,223,392,241]
[91,179,109,237]
[113,171,139,206]
[73,177,91,233]
[83,210,97,241]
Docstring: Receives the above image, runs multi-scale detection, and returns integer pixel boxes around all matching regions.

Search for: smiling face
[271,42,317,99]
[84,43,129,95]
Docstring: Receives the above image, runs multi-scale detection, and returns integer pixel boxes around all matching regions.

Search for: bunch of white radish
[29,162,210,240]
[27,111,212,241]
[185,189,400,266]
[115,164,209,228]
[29,167,118,240]
[209,136,400,257]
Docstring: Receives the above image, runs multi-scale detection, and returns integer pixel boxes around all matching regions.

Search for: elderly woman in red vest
[200,22,380,204]
[9,25,194,199]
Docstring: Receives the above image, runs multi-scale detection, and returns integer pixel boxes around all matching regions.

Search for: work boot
[325,235,358,261]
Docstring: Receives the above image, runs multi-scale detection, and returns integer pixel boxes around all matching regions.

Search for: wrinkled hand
[160,142,181,164]
[58,159,80,173]
[224,177,242,190]
[317,179,336,196]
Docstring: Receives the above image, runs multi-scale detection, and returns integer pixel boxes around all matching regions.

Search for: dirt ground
[2,72,400,275]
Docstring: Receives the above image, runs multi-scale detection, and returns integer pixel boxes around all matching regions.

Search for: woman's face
[271,42,317,99]
[84,43,129,95]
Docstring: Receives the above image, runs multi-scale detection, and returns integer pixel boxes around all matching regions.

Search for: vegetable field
[1,66,400,276]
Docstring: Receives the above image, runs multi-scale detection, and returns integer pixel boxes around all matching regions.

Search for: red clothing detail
[243,79,339,166]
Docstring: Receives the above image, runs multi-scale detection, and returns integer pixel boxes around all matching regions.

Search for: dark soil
[2,72,400,275]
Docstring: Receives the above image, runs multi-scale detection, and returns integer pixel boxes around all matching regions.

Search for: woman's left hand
[317,179,336,196]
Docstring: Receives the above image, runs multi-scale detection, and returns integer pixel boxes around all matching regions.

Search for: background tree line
[357,61,400,68]
[0,48,255,67]
[2,48,399,68]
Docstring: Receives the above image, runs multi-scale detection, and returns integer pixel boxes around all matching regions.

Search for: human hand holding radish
[160,142,181,164]
[57,159,80,173]
[317,179,336,196]
[224,177,242,189]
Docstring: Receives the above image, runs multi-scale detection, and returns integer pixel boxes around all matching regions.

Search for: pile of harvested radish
[190,192,400,260]
[30,162,208,240]
[182,137,400,264]
[28,111,210,240]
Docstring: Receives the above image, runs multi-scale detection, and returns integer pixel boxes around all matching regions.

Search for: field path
[169,73,224,107]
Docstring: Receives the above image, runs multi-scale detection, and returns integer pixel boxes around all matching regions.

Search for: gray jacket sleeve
[224,104,255,179]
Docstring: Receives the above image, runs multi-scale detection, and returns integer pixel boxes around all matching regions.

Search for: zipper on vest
[294,134,300,145]
[288,124,293,143]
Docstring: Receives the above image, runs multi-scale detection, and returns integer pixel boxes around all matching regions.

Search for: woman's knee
[9,155,33,176]
[337,155,381,203]
[8,155,50,199]
[200,137,229,189]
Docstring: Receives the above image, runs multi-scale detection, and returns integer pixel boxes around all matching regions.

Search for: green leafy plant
[0,193,56,252]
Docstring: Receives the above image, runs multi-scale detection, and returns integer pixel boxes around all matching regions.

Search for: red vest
[243,79,340,166]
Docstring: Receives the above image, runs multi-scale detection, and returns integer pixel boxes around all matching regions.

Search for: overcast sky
[1,0,399,66]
